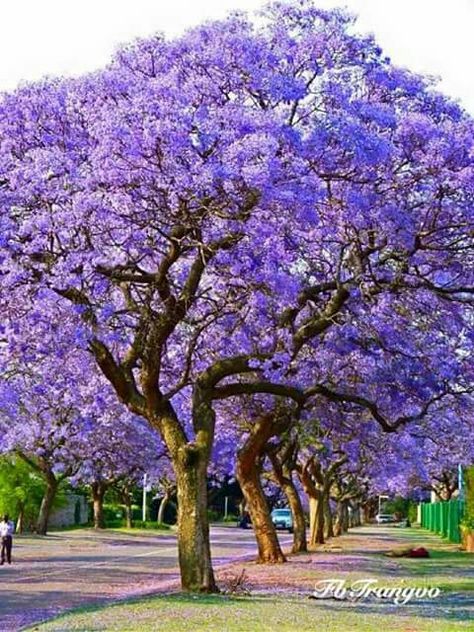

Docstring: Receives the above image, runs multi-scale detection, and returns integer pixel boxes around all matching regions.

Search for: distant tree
[0,456,53,532]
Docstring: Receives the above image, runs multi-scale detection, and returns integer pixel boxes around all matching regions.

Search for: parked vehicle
[271,508,293,532]
[375,513,394,524]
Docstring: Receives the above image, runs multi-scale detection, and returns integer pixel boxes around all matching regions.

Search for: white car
[271,508,293,532]
[375,513,394,524]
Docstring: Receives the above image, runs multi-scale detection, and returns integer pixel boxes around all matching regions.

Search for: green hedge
[104,518,171,530]
[131,520,171,530]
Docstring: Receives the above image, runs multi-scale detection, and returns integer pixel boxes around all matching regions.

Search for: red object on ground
[408,547,430,558]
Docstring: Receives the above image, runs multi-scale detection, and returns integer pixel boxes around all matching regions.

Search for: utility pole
[458,464,464,501]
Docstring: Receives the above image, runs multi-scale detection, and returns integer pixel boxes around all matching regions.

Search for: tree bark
[175,450,217,591]
[333,501,343,536]
[36,471,58,535]
[361,499,377,524]
[152,397,218,592]
[283,478,307,553]
[125,499,133,528]
[236,414,286,564]
[309,494,325,546]
[238,498,246,519]
[351,503,361,527]
[119,485,133,528]
[342,501,349,532]
[297,457,327,547]
[91,481,107,529]
[16,504,24,534]
[334,500,349,535]
[267,443,307,554]
[237,457,286,563]
[323,493,334,539]
[158,490,170,524]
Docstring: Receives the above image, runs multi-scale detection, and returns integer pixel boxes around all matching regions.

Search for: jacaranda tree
[0,1,473,590]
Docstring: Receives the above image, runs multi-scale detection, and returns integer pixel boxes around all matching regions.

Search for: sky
[1,0,473,113]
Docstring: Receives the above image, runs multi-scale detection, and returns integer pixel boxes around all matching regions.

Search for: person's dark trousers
[1,536,12,564]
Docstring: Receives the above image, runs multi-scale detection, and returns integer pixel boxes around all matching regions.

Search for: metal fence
[420,499,465,543]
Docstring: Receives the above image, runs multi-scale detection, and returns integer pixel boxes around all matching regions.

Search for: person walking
[0,514,14,565]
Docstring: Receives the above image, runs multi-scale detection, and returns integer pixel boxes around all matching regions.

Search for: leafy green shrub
[461,466,474,532]
[104,519,124,528]
[103,504,124,521]
[408,501,418,523]
[207,509,221,522]
[132,520,171,530]
[131,506,142,521]
[223,514,239,523]
[461,515,474,531]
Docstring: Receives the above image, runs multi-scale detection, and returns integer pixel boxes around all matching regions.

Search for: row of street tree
[0,1,473,590]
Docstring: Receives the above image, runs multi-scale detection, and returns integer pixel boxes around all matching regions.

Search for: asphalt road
[0,525,293,631]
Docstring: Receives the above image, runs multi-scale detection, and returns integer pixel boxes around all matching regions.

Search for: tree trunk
[91,482,106,529]
[236,413,286,564]
[16,504,24,534]
[175,452,217,592]
[342,501,349,532]
[268,448,307,554]
[237,457,286,563]
[238,498,246,519]
[158,491,170,524]
[363,499,378,523]
[297,457,332,547]
[323,494,334,539]
[125,499,133,529]
[152,397,218,593]
[351,503,361,527]
[309,494,325,546]
[36,471,58,535]
[334,500,349,535]
[333,501,343,536]
[282,479,307,553]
